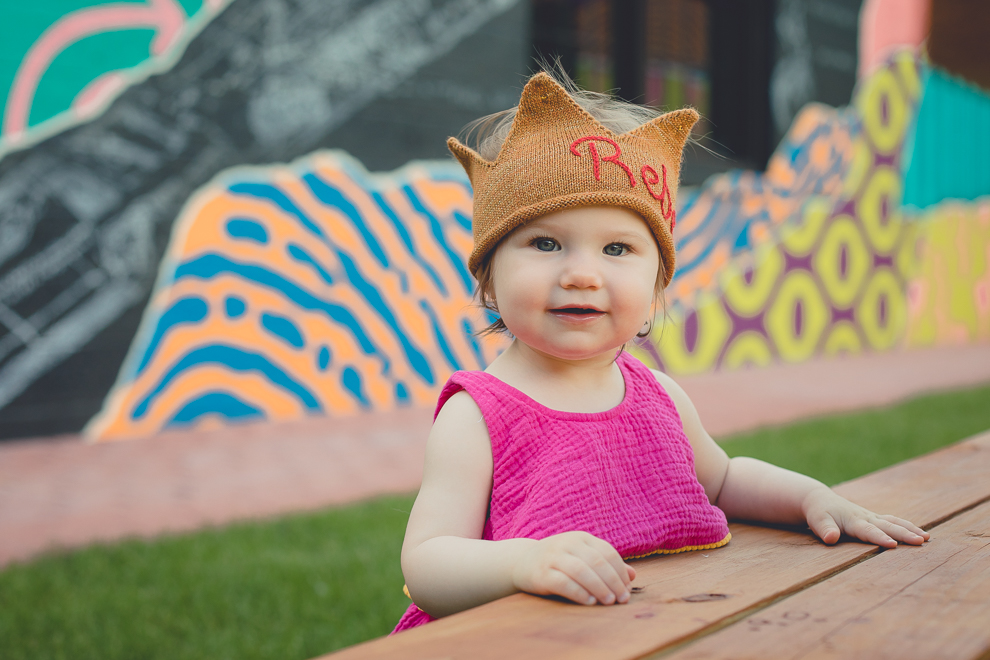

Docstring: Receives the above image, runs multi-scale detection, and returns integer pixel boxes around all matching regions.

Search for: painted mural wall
[0,0,529,440]
[2,0,987,441]
[87,46,990,441]
[87,153,503,439]
[632,50,989,374]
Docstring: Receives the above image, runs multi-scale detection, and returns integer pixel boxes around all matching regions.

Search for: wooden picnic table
[323,430,990,660]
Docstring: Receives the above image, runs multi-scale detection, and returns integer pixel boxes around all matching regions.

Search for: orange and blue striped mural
[87,154,505,440]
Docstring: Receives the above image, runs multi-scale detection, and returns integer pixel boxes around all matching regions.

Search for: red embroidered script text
[569,136,636,187]
[570,135,678,231]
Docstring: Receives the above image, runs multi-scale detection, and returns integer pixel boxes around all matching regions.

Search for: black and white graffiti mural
[0,0,527,439]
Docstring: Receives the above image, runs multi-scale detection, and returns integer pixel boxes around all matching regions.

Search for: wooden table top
[324,430,990,660]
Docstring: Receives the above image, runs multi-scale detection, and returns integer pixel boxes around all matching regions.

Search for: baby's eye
[603,243,629,257]
[532,237,559,252]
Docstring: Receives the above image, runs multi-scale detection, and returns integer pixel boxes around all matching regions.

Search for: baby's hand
[802,487,930,548]
[512,531,636,606]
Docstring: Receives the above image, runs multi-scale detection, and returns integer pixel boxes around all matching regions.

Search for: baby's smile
[549,306,606,320]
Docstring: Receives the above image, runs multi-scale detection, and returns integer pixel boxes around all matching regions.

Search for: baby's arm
[401,391,634,618]
[651,370,929,548]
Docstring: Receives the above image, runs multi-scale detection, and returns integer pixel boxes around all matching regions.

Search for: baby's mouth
[550,306,605,318]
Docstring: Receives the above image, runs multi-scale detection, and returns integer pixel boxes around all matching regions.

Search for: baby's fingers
[844,518,898,548]
[807,510,842,545]
[585,536,635,591]
[553,554,622,605]
[876,515,929,545]
[567,548,630,605]
[545,568,597,606]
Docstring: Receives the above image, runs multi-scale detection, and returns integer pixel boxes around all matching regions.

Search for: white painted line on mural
[0,220,95,306]
[247,0,522,147]
[0,302,38,345]
[0,158,53,270]
[0,271,107,363]
[0,281,144,410]
[25,269,108,343]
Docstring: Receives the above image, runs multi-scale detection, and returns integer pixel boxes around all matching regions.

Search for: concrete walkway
[2,344,989,568]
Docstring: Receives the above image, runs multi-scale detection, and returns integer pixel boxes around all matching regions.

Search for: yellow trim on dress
[623,532,731,560]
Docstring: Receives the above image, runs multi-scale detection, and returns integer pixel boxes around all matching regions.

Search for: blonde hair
[461,64,666,161]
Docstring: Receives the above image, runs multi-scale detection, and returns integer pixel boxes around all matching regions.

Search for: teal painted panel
[29,29,156,126]
[0,0,215,156]
[903,65,990,209]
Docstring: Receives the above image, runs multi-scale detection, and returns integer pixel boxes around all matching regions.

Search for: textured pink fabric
[393,352,729,633]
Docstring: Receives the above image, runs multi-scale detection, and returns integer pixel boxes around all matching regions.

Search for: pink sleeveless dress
[392,352,730,632]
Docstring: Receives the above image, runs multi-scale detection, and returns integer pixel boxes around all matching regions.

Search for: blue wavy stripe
[783,140,804,167]
[674,200,720,250]
[674,207,735,280]
[675,172,744,248]
[136,297,208,376]
[402,185,473,295]
[318,346,331,370]
[287,243,335,285]
[419,300,462,372]
[302,173,389,269]
[226,218,269,244]
[174,254,382,361]
[452,210,472,232]
[371,191,447,295]
[261,312,305,349]
[677,213,757,278]
[733,218,754,252]
[462,318,487,369]
[167,391,265,428]
[228,182,326,240]
[334,249,433,384]
[341,366,370,408]
[132,344,321,420]
[429,172,472,190]
[225,296,246,318]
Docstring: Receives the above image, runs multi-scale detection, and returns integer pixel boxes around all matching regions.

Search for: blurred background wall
[0,0,986,442]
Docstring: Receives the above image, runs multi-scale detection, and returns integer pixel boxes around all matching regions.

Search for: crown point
[447,137,489,182]
[519,72,574,116]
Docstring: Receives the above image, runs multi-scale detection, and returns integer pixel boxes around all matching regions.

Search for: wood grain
[659,500,990,660]
[322,431,990,660]
[330,524,872,660]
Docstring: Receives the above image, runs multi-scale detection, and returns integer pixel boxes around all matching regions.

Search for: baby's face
[490,206,660,362]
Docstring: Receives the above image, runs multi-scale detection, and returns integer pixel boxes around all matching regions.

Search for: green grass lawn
[1,383,988,660]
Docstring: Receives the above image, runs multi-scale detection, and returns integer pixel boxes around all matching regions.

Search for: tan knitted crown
[448,72,698,288]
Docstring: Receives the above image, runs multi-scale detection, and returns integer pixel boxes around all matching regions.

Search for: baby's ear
[447,137,490,182]
[626,108,700,153]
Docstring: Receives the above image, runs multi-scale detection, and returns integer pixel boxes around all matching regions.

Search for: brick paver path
[2,344,989,568]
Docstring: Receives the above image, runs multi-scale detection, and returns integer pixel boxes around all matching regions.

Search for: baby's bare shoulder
[430,389,491,448]
[435,389,484,425]
[647,368,691,406]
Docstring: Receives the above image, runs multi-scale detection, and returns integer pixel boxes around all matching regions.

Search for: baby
[392,69,928,633]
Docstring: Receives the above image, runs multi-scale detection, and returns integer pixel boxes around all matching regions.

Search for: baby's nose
[559,254,604,289]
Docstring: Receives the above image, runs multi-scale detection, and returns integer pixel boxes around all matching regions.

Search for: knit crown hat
[448,72,698,288]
